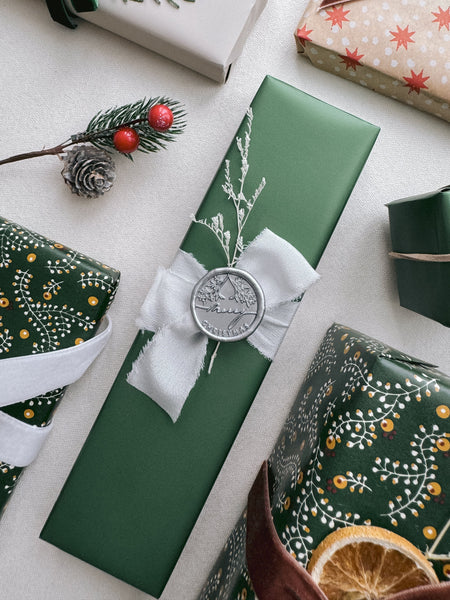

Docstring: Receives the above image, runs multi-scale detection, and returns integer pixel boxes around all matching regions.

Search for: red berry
[148,104,174,132]
[113,127,140,153]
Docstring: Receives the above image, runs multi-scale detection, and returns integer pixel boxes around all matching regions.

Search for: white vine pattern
[0,221,48,268]
[79,270,117,294]
[46,251,81,275]
[328,369,439,449]
[14,269,95,352]
[0,327,13,354]
[373,424,444,525]
[198,324,450,598]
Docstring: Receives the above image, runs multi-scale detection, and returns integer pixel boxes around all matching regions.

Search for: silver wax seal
[191,267,265,342]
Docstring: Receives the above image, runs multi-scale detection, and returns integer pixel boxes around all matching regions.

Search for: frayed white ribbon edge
[127,229,319,422]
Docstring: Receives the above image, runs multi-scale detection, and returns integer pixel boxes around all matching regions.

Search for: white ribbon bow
[127,229,319,422]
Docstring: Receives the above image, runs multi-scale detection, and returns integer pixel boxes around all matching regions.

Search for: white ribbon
[127,229,319,422]
[0,315,112,467]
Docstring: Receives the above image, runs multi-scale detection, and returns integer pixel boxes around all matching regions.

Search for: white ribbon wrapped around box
[0,316,112,467]
[127,229,320,422]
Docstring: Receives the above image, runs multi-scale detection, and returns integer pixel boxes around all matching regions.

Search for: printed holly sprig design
[14,269,96,353]
[0,463,20,495]
[0,327,13,354]
[0,98,185,198]
[306,332,338,380]
[280,438,372,565]
[270,378,336,512]
[0,221,48,269]
[79,270,117,295]
[327,366,439,450]
[43,279,62,297]
[373,424,447,527]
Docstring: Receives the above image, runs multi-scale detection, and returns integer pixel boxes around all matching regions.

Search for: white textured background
[0,1,449,599]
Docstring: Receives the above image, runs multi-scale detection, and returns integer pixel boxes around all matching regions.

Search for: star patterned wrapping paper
[295,0,450,122]
[0,217,120,517]
[199,324,450,600]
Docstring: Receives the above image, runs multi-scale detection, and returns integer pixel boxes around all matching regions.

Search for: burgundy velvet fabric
[246,461,328,600]
[246,461,450,600]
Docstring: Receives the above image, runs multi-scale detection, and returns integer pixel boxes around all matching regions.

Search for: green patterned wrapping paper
[200,323,450,599]
[0,217,120,517]
[388,187,450,327]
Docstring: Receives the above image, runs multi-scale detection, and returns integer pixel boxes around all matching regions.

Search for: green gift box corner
[199,323,450,600]
[388,186,450,328]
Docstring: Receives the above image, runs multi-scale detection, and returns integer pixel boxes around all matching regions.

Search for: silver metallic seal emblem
[191,267,265,342]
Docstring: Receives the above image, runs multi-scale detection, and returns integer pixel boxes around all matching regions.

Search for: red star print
[340,47,364,70]
[390,25,415,50]
[296,24,313,47]
[325,5,350,28]
[403,69,430,94]
[432,6,450,30]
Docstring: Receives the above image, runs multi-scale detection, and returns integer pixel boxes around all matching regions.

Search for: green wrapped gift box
[199,324,450,600]
[40,76,379,598]
[0,218,120,517]
[388,187,450,328]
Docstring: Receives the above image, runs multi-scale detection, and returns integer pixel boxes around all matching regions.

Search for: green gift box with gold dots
[0,217,120,517]
[199,323,450,599]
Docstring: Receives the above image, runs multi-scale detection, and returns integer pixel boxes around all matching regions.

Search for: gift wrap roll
[199,323,450,600]
[40,76,379,598]
[46,0,268,82]
[0,218,120,517]
[388,186,450,327]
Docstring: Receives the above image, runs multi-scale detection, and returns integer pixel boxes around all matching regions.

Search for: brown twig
[0,117,147,166]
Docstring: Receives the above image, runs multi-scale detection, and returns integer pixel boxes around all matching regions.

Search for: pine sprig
[80,97,185,158]
[0,96,185,166]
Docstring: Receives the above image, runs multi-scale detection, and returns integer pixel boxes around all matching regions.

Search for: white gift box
[63,0,267,82]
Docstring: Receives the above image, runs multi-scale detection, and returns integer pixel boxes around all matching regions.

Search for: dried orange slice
[307,525,439,600]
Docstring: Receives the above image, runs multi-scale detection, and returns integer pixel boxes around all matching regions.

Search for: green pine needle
[72,97,186,159]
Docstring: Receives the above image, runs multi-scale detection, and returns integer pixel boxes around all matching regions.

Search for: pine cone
[62,145,116,198]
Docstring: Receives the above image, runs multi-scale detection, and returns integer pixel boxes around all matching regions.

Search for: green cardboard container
[388,186,450,327]
[40,76,379,598]
[200,324,450,599]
